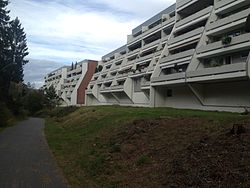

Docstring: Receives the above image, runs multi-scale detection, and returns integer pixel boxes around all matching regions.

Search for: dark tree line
[0,0,31,126]
[0,0,61,126]
[0,0,28,104]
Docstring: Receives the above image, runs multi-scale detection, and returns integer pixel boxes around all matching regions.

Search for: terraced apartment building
[44,60,97,106]
[86,0,250,112]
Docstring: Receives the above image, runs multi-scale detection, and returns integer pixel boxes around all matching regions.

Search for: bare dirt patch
[94,118,250,188]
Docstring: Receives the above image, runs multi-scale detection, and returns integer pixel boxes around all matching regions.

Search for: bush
[0,103,12,127]
[23,89,45,115]
[136,155,151,166]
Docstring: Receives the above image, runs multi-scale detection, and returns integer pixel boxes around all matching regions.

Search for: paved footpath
[0,118,68,188]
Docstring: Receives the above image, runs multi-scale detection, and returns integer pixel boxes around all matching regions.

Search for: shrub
[136,155,151,166]
[0,103,12,127]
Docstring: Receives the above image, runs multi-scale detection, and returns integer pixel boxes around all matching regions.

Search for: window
[167,89,173,97]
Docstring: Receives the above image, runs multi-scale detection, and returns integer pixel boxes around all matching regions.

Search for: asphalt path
[0,118,67,188]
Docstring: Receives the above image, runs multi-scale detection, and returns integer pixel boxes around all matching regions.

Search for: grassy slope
[45,106,247,187]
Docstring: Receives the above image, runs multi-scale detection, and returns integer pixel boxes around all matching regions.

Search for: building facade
[86,0,250,112]
[44,60,97,106]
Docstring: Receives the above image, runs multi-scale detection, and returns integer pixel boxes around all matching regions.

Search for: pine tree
[44,86,60,109]
[0,0,29,107]
[0,0,10,64]
[0,0,11,100]
[7,17,29,82]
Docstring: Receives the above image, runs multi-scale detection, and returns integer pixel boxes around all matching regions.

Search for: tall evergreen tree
[0,0,10,100]
[44,85,60,109]
[0,0,29,105]
[0,0,10,63]
[7,17,29,82]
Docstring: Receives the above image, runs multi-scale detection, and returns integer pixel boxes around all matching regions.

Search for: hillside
[45,106,250,188]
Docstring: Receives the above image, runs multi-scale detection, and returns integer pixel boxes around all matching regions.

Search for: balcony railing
[121,60,135,68]
[142,23,162,39]
[142,39,161,51]
[206,8,250,34]
[161,35,170,43]
[100,85,124,92]
[177,0,197,10]
[196,33,250,58]
[110,66,120,72]
[136,53,154,64]
[141,81,151,87]
[162,17,176,28]
[187,62,246,78]
[154,50,162,57]
[160,49,195,64]
[151,72,186,83]
[168,27,204,47]
[175,6,212,30]
[127,48,140,58]
[127,16,175,45]
[215,0,250,11]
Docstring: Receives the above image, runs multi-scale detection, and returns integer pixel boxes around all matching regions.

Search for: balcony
[121,60,135,68]
[97,77,106,84]
[104,76,116,82]
[168,27,204,48]
[196,33,250,58]
[127,33,142,45]
[142,23,162,39]
[160,49,195,65]
[142,39,161,52]
[127,48,140,58]
[151,72,186,85]
[177,0,198,11]
[67,67,82,75]
[175,6,212,31]
[161,35,170,44]
[117,72,132,79]
[89,80,96,85]
[187,62,247,82]
[86,89,93,95]
[215,0,250,14]
[147,66,156,72]
[100,85,124,93]
[141,81,151,89]
[66,93,71,98]
[136,53,154,64]
[154,50,162,57]
[114,54,126,62]
[206,8,250,36]
[130,69,148,78]
[110,66,120,72]
[162,17,175,29]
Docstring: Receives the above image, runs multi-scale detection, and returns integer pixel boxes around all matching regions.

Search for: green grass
[45,106,244,187]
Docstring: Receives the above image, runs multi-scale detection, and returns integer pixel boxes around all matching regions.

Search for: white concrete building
[44,60,97,106]
[86,0,250,112]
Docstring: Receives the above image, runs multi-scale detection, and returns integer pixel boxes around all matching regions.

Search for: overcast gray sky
[9,0,175,87]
